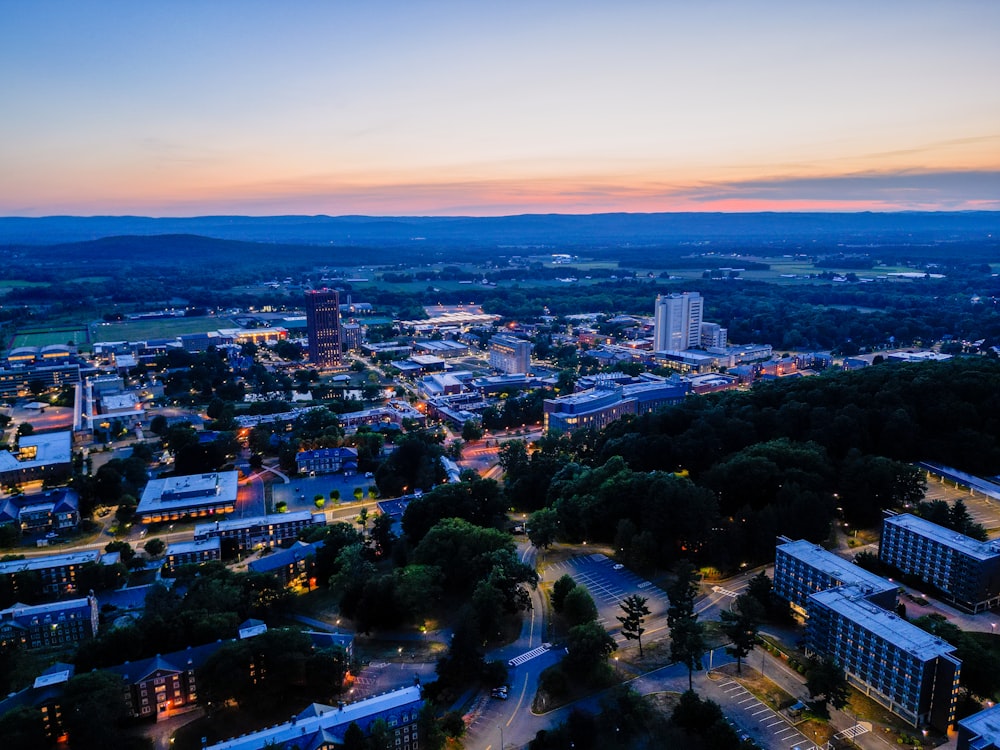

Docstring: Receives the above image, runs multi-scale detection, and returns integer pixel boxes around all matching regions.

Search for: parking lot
[545,553,670,628]
[717,679,819,750]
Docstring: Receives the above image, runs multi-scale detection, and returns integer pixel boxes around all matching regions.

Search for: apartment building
[880,513,1000,613]
[807,585,960,730]
[194,511,326,552]
[774,538,899,616]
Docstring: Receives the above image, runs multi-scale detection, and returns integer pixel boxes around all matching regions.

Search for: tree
[668,561,705,690]
[0,705,49,750]
[562,587,598,627]
[527,507,559,550]
[805,655,850,715]
[461,420,484,442]
[617,594,651,657]
[551,574,577,613]
[62,670,131,750]
[564,621,617,679]
[719,594,763,674]
[143,537,166,558]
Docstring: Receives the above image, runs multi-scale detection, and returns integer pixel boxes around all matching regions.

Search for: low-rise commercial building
[880,513,1000,613]
[806,585,960,730]
[0,595,98,651]
[205,686,424,750]
[136,471,239,523]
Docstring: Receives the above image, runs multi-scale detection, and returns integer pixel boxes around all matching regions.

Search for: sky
[1,1,998,216]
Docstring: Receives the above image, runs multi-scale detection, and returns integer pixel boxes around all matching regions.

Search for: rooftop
[166,537,222,556]
[137,471,239,515]
[884,513,1000,561]
[194,510,317,535]
[778,539,898,594]
[0,549,100,575]
[959,703,1000,747]
[0,431,72,473]
[206,687,423,750]
[810,585,958,661]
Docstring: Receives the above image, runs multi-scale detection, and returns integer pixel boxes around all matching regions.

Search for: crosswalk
[507,644,549,667]
[834,723,870,740]
[718,679,816,749]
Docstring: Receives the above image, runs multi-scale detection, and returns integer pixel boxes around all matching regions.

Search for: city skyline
[1,1,999,217]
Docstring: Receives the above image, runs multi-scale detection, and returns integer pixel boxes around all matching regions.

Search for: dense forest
[516,358,1000,571]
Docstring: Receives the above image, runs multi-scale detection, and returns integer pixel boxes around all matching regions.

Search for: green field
[91,316,239,342]
[12,328,89,348]
[0,280,48,295]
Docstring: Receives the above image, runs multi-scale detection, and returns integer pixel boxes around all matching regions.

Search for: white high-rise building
[653,292,703,351]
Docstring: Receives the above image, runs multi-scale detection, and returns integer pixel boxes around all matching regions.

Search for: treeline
[515,359,1000,571]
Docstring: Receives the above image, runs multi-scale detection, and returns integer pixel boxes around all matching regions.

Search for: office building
[880,513,1000,613]
[489,334,532,374]
[206,686,424,750]
[136,471,239,524]
[653,292,703,351]
[305,289,343,369]
[700,322,728,349]
[0,595,99,651]
[958,704,1000,750]
[342,322,364,351]
[774,538,898,616]
[807,585,960,730]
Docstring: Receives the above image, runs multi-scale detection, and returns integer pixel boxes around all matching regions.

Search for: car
[613,563,624,570]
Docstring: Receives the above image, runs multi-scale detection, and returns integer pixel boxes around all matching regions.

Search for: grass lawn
[91,315,238,342]
[12,327,88,347]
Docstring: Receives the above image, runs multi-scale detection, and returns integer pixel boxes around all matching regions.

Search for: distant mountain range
[1,212,998,248]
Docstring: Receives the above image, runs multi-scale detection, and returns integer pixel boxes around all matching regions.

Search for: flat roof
[778,539,898,593]
[207,687,422,750]
[195,510,316,535]
[2,596,93,618]
[0,431,72,473]
[959,704,1000,745]
[166,537,221,556]
[0,550,100,575]
[137,471,239,515]
[884,513,1000,562]
[810,586,957,661]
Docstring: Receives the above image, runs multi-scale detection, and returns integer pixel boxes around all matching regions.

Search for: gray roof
[884,513,1000,562]
[959,704,1000,746]
[777,539,898,594]
[809,586,958,661]
[206,686,423,750]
